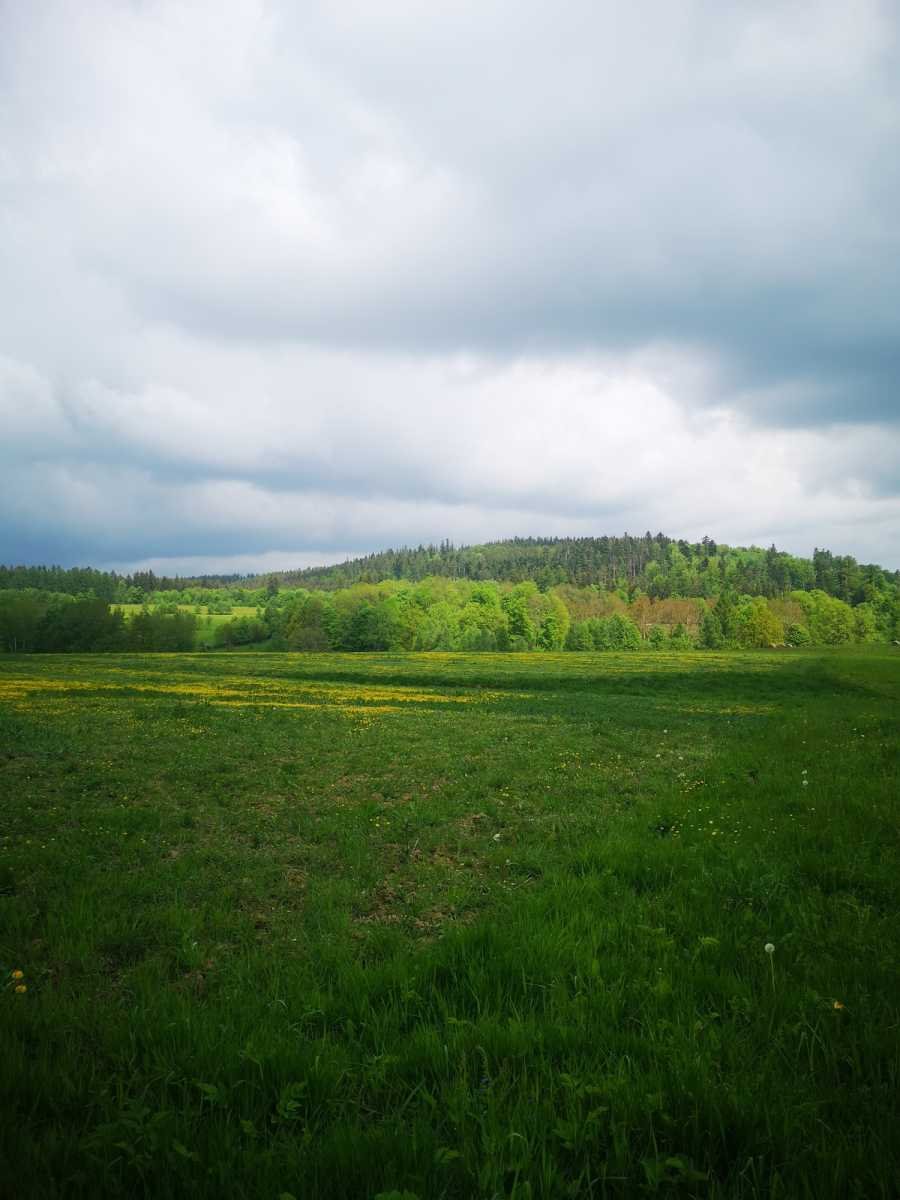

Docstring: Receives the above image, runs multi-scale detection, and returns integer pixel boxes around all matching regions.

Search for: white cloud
[1,1,899,571]
[4,345,900,569]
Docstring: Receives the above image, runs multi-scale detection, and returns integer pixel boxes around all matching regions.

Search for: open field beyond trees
[1,649,899,1199]
[111,605,264,650]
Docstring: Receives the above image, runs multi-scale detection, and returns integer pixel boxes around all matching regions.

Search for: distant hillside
[2,534,898,607]
[269,534,898,604]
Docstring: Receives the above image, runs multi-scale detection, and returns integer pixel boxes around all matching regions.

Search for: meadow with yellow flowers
[1,648,898,1198]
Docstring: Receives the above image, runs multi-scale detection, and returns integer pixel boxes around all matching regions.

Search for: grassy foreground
[0,649,898,1199]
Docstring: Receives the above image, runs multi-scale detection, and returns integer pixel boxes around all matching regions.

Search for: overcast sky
[2,0,899,575]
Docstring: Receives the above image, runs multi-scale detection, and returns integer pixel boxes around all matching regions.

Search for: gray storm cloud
[1,0,899,572]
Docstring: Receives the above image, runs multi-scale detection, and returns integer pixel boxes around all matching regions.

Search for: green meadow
[112,604,262,649]
[1,648,898,1199]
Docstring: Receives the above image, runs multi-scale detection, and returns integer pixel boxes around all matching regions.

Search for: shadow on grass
[265,662,828,704]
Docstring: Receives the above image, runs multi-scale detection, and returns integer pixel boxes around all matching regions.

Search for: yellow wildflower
[11,970,24,980]
[14,984,27,994]
[833,1000,845,1010]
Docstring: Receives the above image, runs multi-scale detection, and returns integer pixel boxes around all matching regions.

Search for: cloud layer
[2,1,899,572]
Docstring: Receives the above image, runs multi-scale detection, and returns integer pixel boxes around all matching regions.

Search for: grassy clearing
[111,604,262,648]
[0,648,898,1199]
[112,605,262,617]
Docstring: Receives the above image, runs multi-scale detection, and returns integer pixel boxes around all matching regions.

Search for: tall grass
[1,648,898,1198]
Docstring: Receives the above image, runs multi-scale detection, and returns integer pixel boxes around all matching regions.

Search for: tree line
[274,535,899,603]
[2,531,898,655]
[3,535,898,609]
[0,594,197,653]
[1,577,893,656]
[207,578,890,653]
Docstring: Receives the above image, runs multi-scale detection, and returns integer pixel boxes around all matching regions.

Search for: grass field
[112,605,262,618]
[112,604,263,649]
[1,648,898,1199]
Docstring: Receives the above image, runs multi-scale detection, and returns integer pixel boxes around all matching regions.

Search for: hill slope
[2,534,898,607]
[272,534,897,603]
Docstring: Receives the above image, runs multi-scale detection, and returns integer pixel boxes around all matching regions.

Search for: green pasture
[113,604,261,617]
[112,604,261,648]
[0,649,898,1198]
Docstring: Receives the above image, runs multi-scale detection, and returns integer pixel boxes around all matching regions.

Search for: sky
[1,0,899,576]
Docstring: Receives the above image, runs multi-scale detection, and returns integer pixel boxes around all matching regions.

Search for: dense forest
[2,534,897,602]
[2,534,898,654]
[275,535,899,600]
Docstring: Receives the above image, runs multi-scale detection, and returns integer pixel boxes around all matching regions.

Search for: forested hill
[1,534,898,606]
[272,535,898,604]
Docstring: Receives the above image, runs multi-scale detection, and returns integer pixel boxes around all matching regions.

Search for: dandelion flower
[11,970,24,980]
[14,984,26,994]
[763,943,776,993]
